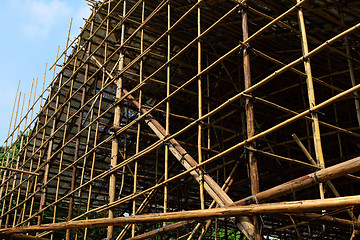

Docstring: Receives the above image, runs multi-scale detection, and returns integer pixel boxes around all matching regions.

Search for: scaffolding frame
[1,0,360,239]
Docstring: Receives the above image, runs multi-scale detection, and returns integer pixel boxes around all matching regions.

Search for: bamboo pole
[197,0,205,235]
[0,167,38,176]
[162,1,171,237]
[37,46,60,231]
[242,4,260,239]
[131,1,144,237]
[3,195,360,235]
[84,23,105,237]
[108,1,126,238]
[65,16,92,240]
[1,90,22,227]
[297,5,326,237]
[0,79,18,203]
[12,78,34,227]
[341,14,360,127]
[5,93,25,228]
[22,73,45,226]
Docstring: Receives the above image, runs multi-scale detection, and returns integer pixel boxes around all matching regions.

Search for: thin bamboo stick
[132,1,145,238]
[12,79,35,227]
[21,73,45,225]
[342,14,360,127]
[1,90,22,227]
[0,81,20,203]
[5,93,25,228]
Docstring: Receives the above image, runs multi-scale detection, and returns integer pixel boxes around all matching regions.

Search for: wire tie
[313,171,323,183]
[180,153,188,164]
[245,195,254,205]
[163,138,170,146]
[295,4,302,10]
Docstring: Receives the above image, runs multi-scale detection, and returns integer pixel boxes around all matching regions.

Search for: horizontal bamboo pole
[234,155,360,206]
[0,166,39,176]
[276,212,360,231]
[2,195,360,235]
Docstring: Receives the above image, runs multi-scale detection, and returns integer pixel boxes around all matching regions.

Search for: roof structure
[0,0,360,239]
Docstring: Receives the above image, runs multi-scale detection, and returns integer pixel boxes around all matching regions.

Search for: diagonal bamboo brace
[122,88,256,239]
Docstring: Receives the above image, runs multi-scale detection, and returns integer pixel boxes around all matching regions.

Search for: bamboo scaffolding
[2,1,360,239]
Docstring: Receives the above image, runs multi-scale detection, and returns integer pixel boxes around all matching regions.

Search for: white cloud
[11,0,71,38]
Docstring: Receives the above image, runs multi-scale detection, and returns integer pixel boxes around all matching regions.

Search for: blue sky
[0,0,91,144]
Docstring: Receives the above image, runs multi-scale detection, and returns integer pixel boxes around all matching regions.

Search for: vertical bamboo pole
[85,37,105,240]
[0,80,20,205]
[12,79,34,227]
[326,52,342,157]
[1,90,21,227]
[5,93,25,228]
[197,0,205,208]
[84,5,108,237]
[297,0,325,187]
[132,1,145,237]
[341,14,360,127]
[19,77,38,225]
[163,0,170,234]
[66,17,91,239]
[37,46,60,230]
[197,0,206,236]
[53,19,73,240]
[242,4,260,240]
[297,2,326,237]
[25,73,45,226]
[108,1,126,238]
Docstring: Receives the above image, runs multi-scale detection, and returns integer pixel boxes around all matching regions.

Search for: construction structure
[1,0,360,239]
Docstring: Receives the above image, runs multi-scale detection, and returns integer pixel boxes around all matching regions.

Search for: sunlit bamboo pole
[5,93,25,228]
